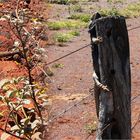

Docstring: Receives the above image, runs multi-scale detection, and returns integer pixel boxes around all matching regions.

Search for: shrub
[69,14,91,22]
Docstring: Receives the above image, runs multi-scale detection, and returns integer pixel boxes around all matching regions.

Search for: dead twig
[0,49,27,58]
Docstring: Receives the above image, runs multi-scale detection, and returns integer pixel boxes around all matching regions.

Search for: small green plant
[54,33,73,42]
[49,0,69,4]
[48,20,87,30]
[69,13,91,22]
[99,2,140,18]
[54,30,80,42]
[107,0,124,4]
[120,2,140,18]
[70,30,80,36]
[49,0,80,4]
[71,4,83,12]
[69,0,79,4]
[84,121,97,134]
[99,7,121,17]
[88,0,99,1]
[52,63,64,68]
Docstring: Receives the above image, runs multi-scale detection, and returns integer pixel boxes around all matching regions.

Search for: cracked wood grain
[89,15,131,139]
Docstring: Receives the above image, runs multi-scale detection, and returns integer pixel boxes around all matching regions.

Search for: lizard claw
[92,36,103,44]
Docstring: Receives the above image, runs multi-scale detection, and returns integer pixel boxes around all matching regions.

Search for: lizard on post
[89,13,114,139]
[89,12,102,117]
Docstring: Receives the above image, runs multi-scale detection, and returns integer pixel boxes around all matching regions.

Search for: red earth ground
[0,0,140,140]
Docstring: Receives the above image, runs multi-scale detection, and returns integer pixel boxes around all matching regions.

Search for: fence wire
[45,25,140,67]
[46,44,91,66]
[41,25,140,118]
[40,24,140,137]
[45,88,95,125]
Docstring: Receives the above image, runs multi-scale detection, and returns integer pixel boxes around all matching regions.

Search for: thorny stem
[5,21,43,138]
[14,1,43,124]
[18,29,43,124]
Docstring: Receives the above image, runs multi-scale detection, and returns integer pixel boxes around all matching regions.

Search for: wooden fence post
[89,14,131,139]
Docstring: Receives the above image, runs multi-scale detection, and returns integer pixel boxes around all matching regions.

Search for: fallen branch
[0,48,28,58]
[0,50,21,58]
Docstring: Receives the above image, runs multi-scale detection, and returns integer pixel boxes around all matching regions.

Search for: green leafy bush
[48,20,87,30]
[54,30,80,42]
[49,0,69,4]
[69,14,91,22]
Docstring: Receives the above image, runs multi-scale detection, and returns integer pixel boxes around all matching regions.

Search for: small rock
[69,97,76,100]
[57,86,62,90]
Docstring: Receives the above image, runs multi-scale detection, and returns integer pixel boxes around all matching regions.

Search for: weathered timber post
[89,14,131,139]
